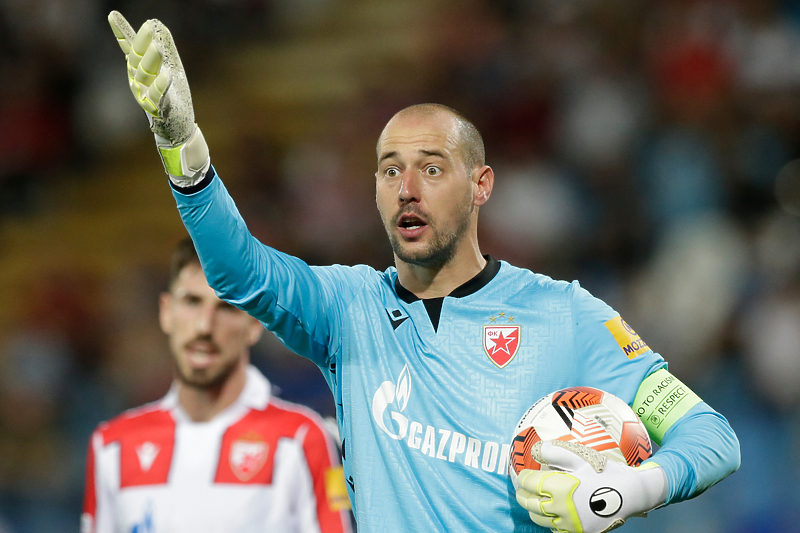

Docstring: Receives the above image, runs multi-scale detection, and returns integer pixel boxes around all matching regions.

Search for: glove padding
[108,11,209,185]
[516,440,667,533]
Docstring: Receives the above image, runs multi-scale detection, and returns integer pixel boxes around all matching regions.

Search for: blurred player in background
[81,237,352,533]
[106,11,740,533]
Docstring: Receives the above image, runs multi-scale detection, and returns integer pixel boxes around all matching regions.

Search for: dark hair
[168,236,201,289]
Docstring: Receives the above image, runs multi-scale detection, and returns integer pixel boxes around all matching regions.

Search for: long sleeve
[297,421,352,533]
[568,283,741,504]
[81,432,98,533]
[81,430,113,533]
[170,167,364,367]
[648,401,741,503]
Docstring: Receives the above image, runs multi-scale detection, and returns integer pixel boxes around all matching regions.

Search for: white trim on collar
[160,365,272,421]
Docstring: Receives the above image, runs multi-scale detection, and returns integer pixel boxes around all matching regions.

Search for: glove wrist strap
[155,124,210,187]
[635,463,668,512]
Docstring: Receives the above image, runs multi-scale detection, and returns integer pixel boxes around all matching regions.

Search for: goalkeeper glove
[108,11,210,187]
[516,440,667,533]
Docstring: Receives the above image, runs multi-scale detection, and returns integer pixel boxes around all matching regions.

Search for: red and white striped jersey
[81,366,352,533]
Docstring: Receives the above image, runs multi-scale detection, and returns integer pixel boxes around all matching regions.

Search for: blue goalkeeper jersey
[171,168,738,532]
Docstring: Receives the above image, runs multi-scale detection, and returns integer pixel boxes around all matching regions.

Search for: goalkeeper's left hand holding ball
[516,440,668,533]
[108,11,210,187]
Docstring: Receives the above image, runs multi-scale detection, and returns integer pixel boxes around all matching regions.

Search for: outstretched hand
[108,11,209,185]
[108,11,196,145]
[515,440,667,533]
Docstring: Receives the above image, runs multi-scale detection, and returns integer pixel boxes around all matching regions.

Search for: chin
[390,224,463,270]
[394,243,455,269]
[177,360,239,390]
[179,369,218,388]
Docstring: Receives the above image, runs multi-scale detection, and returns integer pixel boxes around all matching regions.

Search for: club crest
[229,432,268,482]
[483,324,520,368]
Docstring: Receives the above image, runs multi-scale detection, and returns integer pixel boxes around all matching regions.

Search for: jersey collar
[161,365,272,421]
[394,255,501,303]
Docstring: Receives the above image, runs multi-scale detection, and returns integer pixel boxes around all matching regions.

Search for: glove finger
[516,488,531,510]
[516,487,543,512]
[536,440,607,474]
[517,493,559,531]
[147,79,166,108]
[527,511,557,531]
[136,90,159,116]
[148,19,181,67]
[128,76,159,116]
[134,43,162,86]
[517,468,547,493]
[108,11,136,54]
[146,18,195,143]
[153,69,170,95]
[130,22,153,68]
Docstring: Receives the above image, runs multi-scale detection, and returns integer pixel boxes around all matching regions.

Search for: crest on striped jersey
[230,432,269,482]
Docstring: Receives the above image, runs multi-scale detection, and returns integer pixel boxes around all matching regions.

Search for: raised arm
[107,12,356,366]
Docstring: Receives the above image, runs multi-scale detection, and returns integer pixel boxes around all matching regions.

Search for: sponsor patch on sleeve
[604,316,650,359]
[325,465,351,511]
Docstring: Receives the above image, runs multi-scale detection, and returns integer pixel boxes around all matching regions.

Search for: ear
[247,319,264,346]
[158,292,173,334]
[473,165,494,207]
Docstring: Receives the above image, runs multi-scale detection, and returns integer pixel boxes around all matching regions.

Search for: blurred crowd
[1,0,800,531]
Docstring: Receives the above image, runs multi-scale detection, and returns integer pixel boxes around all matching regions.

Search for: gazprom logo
[370,365,512,476]
[371,364,411,439]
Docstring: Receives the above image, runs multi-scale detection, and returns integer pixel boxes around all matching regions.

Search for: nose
[195,305,215,335]
[398,171,421,204]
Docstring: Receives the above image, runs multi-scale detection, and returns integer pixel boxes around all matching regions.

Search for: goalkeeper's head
[374,103,494,273]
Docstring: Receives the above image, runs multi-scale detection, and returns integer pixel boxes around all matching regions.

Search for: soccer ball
[508,386,652,489]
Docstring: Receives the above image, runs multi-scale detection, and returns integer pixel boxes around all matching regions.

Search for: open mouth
[399,215,426,230]
[185,341,219,368]
[397,214,428,238]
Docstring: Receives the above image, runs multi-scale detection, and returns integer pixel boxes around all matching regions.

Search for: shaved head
[378,104,485,173]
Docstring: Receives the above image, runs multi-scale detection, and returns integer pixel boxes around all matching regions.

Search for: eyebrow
[378,151,397,164]
[419,149,447,160]
[378,149,448,164]
[177,290,201,300]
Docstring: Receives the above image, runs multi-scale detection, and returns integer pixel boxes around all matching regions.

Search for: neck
[395,237,486,298]
[177,362,248,422]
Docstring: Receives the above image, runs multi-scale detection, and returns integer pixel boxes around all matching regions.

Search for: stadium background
[0,0,799,531]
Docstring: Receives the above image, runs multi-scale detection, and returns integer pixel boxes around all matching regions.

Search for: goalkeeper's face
[159,263,263,390]
[375,110,479,269]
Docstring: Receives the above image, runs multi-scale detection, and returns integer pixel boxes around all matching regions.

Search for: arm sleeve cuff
[169,165,216,195]
[652,403,740,504]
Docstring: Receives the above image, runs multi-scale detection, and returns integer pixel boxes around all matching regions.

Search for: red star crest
[229,432,268,482]
[483,325,520,368]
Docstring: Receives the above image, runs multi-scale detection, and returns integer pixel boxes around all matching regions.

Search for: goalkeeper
[106,11,741,533]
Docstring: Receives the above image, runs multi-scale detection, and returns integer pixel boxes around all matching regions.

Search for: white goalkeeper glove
[516,440,667,533]
[108,10,210,187]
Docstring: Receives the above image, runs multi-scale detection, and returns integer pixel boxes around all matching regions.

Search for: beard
[384,192,474,269]
[173,343,240,391]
